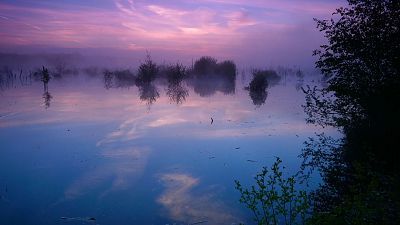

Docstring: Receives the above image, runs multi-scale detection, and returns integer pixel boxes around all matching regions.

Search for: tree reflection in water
[166,83,188,105]
[165,64,189,104]
[137,83,160,107]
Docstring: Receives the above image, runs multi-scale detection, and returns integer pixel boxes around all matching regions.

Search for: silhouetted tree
[41,66,50,91]
[40,66,52,109]
[165,63,189,104]
[166,63,187,85]
[136,54,158,84]
[307,0,400,130]
[302,1,400,224]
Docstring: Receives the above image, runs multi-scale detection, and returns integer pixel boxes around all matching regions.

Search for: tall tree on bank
[302,0,400,224]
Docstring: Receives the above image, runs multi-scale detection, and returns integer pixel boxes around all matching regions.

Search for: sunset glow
[0,0,343,65]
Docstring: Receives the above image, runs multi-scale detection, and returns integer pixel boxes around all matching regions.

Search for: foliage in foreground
[235,158,311,225]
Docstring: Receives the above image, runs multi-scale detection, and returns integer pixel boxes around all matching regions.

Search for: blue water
[0,71,333,224]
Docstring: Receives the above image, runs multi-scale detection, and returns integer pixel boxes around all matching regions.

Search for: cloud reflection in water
[64,147,150,200]
[158,173,241,225]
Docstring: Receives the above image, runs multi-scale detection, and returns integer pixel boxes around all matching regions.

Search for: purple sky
[0,0,345,67]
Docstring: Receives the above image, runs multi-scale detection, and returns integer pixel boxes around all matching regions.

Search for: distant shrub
[136,54,158,84]
[192,57,237,79]
[217,60,237,79]
[103,70,113,89]
[245,70,271,106]
[102,69,135,89]
[113,69,135,88]
[193,56,217,75]
[166,63,187,85]
[248,70,269,92]
[188,57,237,96]
[113,69,134,81]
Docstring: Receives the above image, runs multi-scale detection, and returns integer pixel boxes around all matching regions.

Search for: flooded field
[0,62,333,225]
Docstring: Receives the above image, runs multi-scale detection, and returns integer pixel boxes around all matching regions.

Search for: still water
[0,68,329,224]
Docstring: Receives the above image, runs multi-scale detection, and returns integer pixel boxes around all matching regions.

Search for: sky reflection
[0,74,335,224]
[64,147,150,200]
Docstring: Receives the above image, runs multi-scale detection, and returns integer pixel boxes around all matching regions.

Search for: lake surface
[0,69,331,225]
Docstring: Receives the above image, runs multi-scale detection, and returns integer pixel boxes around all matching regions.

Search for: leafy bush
[235,158,311,225]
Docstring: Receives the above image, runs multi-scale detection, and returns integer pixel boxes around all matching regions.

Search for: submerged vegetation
[0,67,32,90]
[99,55,240,101]
[246,71,268,106]
[244,69,282,107]
[1,53,293,108]
[188,56,237,97]
[0,53,303,111]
